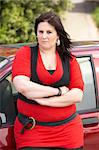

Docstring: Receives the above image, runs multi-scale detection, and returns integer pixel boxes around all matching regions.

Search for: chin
[40,44,50,50]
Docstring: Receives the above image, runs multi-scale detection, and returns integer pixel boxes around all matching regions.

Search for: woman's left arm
[34,88,83,107]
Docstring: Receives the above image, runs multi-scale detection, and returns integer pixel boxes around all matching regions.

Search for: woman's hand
[59,86,69,95]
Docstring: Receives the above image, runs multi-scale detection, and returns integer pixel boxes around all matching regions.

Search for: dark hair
[34,11,72,60]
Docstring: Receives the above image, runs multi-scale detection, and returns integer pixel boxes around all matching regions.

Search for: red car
[0,42,99,150]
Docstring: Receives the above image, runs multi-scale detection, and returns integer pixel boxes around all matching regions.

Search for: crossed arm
[13,75,83,107]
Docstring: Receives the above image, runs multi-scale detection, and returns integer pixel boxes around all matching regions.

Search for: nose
[42,32,47,38]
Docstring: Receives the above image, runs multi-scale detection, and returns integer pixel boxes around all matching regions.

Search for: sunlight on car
[0,56,10,69]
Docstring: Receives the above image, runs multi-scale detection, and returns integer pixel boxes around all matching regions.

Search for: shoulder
[14,45,32,61]
[16,45,31,55]
[69,54,81,73]
[12,46,31,79]
[16,45,38,54]
[69,54,77,65]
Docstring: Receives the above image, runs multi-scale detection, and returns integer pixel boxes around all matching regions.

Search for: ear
[56,38,60,46]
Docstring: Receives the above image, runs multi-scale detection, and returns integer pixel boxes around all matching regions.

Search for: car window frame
[76,54,99,114]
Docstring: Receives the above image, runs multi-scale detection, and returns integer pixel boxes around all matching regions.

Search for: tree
[0,0,72,44]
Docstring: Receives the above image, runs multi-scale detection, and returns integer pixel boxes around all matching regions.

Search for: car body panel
[0,125,16,150]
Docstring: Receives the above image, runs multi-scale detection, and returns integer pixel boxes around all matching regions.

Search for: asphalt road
[61,0,99,41]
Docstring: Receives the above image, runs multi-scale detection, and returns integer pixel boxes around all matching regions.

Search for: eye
[47,31,52,34]
[39,30,43,34]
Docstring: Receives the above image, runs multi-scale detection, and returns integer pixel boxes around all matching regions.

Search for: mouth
[42,40,49,42]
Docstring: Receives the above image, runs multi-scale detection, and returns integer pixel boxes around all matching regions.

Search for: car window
[76,56,96,111]
[6,74,17,95]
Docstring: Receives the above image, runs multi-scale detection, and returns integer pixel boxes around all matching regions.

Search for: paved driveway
[61,0,99,41]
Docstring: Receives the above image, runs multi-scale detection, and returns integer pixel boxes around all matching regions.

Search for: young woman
[12,11,84,150]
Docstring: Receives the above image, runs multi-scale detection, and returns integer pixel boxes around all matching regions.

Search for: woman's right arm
[13,75,62,99]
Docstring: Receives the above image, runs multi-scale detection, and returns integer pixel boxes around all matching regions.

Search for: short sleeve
[12,46,31,80]
[68,56,84,91]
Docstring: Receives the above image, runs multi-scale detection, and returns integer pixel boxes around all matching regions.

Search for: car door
[76,55,99,150]
[0,72,17,150]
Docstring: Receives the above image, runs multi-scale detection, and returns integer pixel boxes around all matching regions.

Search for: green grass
[92,7,99,28]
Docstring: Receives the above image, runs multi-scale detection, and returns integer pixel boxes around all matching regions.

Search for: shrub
[0,0,72,44]
[92,7,99,28]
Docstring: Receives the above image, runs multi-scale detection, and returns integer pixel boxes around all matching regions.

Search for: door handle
[83,117,99,126]
[81,113,99,133]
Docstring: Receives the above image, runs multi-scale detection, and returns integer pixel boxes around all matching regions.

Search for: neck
[39,46,56,55]
[39,46,57,70]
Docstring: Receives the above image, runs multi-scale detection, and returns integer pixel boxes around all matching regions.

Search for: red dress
[12,46,84,149]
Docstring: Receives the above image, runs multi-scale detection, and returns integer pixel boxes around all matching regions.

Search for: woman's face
[37,22,59,50]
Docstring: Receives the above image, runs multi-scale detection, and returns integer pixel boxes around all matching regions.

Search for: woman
[12,11,84,150]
